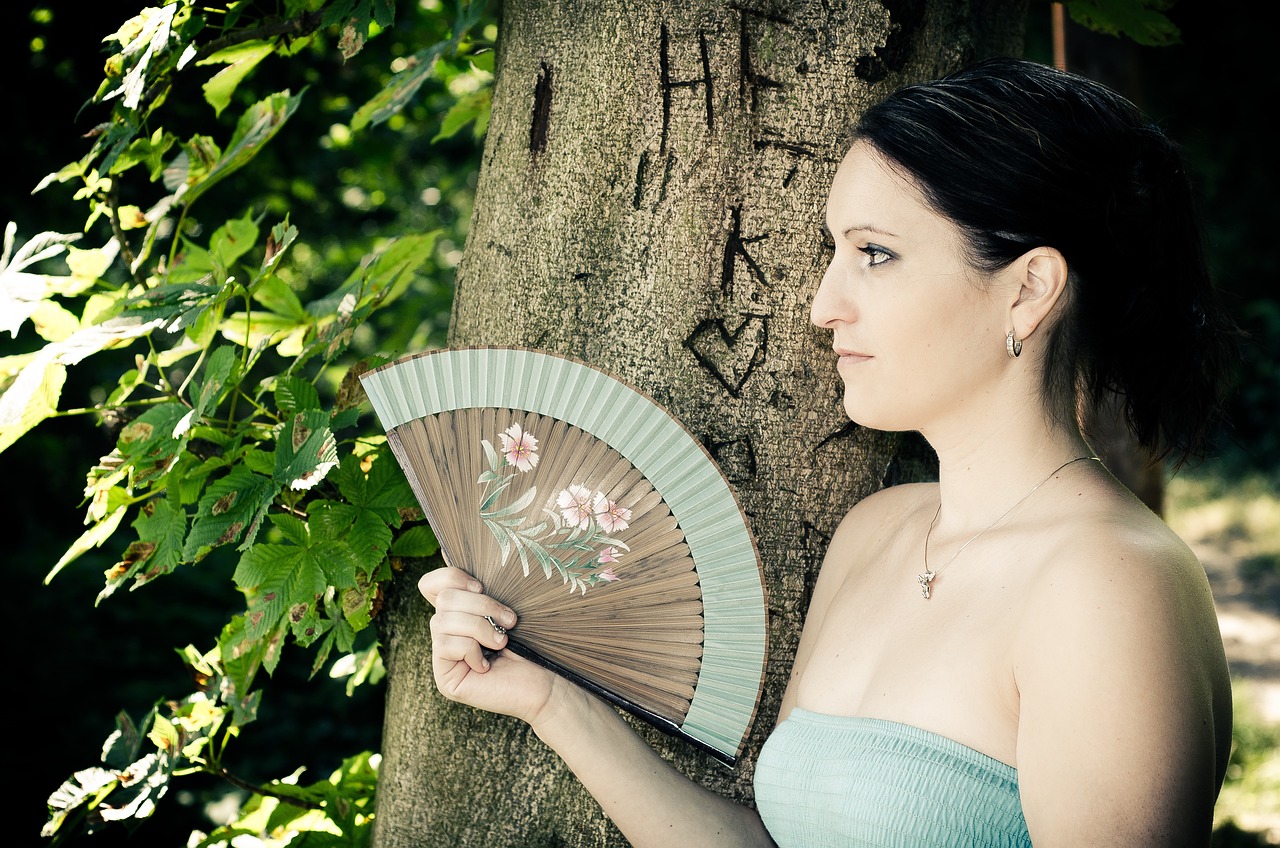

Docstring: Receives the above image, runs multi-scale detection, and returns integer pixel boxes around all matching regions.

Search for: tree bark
[373,2,1026,845]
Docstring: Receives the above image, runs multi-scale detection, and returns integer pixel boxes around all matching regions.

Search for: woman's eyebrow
[842,224,898,239]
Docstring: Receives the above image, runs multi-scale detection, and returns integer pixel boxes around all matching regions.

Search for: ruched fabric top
[753,709,1031,847]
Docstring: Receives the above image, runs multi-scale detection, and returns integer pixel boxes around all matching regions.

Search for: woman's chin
[841,396,903,433]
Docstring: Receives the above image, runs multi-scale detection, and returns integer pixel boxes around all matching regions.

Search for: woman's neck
[922,417,1095,533]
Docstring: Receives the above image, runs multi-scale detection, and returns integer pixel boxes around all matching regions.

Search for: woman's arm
[419,566,778,848]
[1013,524,1231,847]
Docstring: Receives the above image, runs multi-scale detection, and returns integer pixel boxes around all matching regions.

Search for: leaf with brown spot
[215,522,244,546]
[118,420,155,444]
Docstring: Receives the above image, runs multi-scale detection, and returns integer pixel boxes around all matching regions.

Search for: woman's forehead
[826,143,944,237]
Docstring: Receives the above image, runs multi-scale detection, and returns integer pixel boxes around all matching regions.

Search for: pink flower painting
[499,422,539,472]
[592,495,632,534]
[556,483,596,529]
[478,422,631,596]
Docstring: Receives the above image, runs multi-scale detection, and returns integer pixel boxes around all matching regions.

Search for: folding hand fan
[360,346,768,766]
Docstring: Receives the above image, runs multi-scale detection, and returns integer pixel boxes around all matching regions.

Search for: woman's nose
[810,260,850,328]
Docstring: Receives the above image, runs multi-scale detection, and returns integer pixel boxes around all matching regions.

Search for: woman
[418,57,1239,846]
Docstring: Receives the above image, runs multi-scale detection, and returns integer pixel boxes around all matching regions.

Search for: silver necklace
[917,456,1101,599]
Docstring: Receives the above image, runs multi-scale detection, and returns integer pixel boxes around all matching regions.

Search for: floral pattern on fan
[477,423,631,595]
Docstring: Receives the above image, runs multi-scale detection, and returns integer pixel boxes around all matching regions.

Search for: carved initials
[721,204,770,300]
[754,135,818,188]
[633,149,676,210]
[731,4,789,111]
[659,22,714,153]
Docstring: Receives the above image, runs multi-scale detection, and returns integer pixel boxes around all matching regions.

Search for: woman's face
[810,142,1012,437]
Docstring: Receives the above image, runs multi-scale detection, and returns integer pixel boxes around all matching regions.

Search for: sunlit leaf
[100,4,182,110]
[198,40,275,116]
[0,355,64,454]
[45,504,128,584]
[29,300,80,342]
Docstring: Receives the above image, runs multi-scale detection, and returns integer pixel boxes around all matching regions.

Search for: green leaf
[275,375,322,412]
[310,500,391,584]
[118,496,189,588]
[266,512,311,547]
[432,87,491,142]
[389,524,439,557]
[233,541,329,642]
[184,466,277,559]
[198,40,276,116]
[208,211,261,270]
[351,40,451,131]
[252,274,307,321]
[333,450,418,525]
[120,278,223,334]
[1065,0,1181,46]
[249,218,299,288]
[215,618,268,724]
[179,90,305,208]
[274,409,338,490]
[183,344,238,431]
[117,402,192,486]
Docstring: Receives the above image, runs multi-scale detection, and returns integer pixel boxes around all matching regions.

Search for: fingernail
[481,658,490,670]
[468,579,482,592]
[501,609,516,627]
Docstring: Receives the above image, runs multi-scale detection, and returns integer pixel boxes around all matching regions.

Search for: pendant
[917,570,935,600]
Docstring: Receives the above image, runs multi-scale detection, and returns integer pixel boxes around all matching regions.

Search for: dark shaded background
[4,2,1276,845]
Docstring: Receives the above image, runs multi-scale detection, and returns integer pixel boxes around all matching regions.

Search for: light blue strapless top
[753,709,1031,847]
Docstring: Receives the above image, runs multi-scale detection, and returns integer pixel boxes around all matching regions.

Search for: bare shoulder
[820,482,934,580]
[1025,494,1218,635]
[833,481,934,535]
[1019,489,1226,696]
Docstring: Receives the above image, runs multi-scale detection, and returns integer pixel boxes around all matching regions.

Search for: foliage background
[2,1,1275,845]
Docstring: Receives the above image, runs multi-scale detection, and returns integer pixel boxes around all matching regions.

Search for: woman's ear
[1008,247,1069,340]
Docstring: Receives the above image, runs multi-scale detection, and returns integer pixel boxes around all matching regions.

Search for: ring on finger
[484,615,507,636]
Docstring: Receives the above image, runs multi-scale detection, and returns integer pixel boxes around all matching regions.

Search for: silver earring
[1006,330,1022,358]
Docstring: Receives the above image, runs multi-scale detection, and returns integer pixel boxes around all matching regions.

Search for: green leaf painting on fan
[477,422,629,595]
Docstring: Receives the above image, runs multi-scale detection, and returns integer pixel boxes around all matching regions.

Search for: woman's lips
[835,349,872,366]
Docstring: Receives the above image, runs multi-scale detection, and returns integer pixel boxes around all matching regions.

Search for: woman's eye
[859,244,893,267]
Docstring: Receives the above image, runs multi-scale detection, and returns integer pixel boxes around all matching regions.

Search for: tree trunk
[372,2,1026,845]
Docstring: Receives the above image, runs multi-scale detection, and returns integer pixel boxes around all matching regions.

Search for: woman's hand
[417,565,557,724]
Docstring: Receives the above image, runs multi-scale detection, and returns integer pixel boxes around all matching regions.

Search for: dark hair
[852,57,1240,466]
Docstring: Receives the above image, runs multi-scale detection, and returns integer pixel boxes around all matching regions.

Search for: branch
[215,767,324,810]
